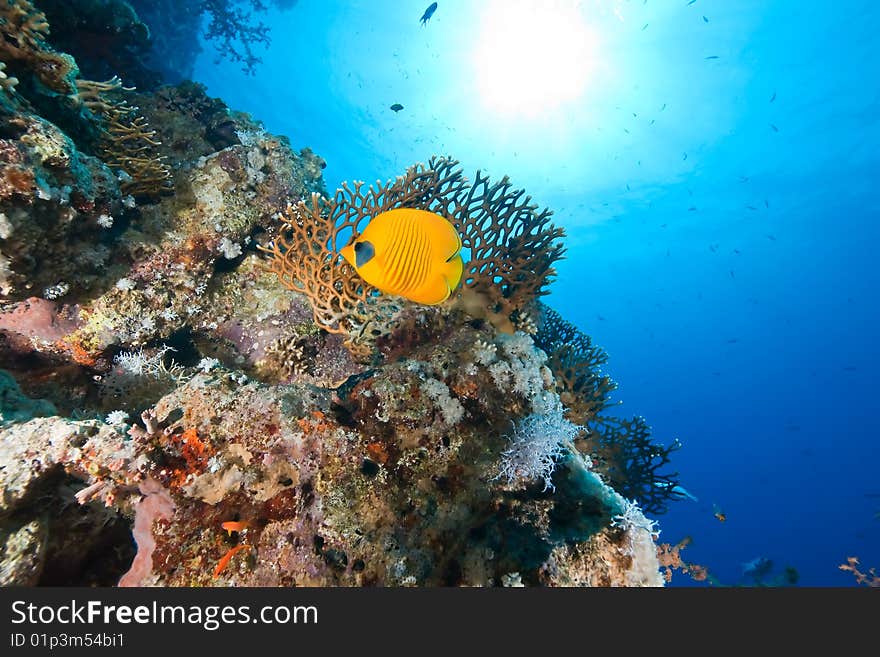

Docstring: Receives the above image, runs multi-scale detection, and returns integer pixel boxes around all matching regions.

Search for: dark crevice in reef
[1,468,136,587]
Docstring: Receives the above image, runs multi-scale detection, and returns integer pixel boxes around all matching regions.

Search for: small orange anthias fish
[713,504,727,522]
[213,545,251,579]
[221,520,249,536]
[340,208,464,305]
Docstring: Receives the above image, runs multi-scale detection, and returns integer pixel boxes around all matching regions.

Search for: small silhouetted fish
[747,205,757,210]
[727,338,738,343]
[705,55,719,60]
[655,482,699,502]
[770,91,777,102]
[709,243,718,252]
[626,183,631,191]
[597,314,606,321]
[419,2,437,25]
[661,103,667,111]
[739,175,749,182]
[660,223,667,228]
[649,119,655,125]
[733,248,741,254]
[770,123,779,132]
[703,15,709,23]
[687,0,697,5]
[390,103,404,112]
[683,152,688,160]
[688,206,697,211]
[642,23,649,30]
[764,199,769,208]
[623,128,630,134]
[843,366,857,371]
[729,270,735,278]
[765,234,776,241]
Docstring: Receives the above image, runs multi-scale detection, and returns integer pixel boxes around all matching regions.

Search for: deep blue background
[193,0,880,585]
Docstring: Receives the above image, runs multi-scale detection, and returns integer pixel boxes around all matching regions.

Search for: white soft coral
[495,399,582,491]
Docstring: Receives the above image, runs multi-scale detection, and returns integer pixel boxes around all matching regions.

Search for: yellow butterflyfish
[340,208,464,305]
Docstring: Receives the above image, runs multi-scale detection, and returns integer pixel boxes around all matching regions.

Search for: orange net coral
[260,156,566,349]
[259,194,395,343]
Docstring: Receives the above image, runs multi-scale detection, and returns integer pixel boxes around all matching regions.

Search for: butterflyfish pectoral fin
[443,253,464,290]
[340,243,356,268]
[445,229,463,262]
[409,274,452,305]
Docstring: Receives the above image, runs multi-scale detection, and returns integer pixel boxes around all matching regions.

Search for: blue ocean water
[194,0,880,585]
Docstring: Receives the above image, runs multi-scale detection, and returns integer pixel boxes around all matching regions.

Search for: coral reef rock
[0,316,665,586]
[0,3,671,586]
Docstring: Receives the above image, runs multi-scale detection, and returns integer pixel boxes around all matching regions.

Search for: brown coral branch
[580,416,681,515]
[77,77,173,199]
[0,61,19,91]
[535,303,617,425]
[0,0,77,94]
[77,76,133,92]
[449,170,566,319]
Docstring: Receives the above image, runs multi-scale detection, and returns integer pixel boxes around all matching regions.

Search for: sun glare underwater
[0,0,877,588]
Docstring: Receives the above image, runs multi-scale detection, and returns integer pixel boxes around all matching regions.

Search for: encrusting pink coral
[118,477,175,587]
[0,298,80,342]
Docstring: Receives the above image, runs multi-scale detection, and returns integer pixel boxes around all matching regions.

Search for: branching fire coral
[0,0,78,95]
[0,5,170,200]
[259,156,566,352]
[0,61,18,91]
[76,77,173,198]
